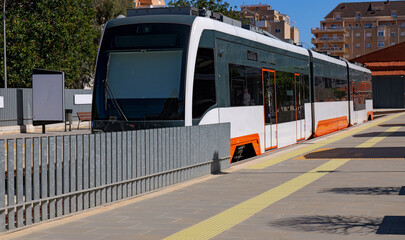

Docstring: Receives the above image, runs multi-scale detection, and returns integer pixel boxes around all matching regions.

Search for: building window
[275,29,281,33]
[365,23,372,28]
[345,44,349,48]
[356,13,361,20]
[345,33,350,38]
[331,24,336,29]
[366,43,372,48]
[392,12,397,19]
[391,42,396,46]
[386,23,390,26]
[377,41,385,48]
[355,33,360,38]
[335,14,341,20]
[402,32,405,37]
[366,32,372,37]
[391,32,395,37]
[356,43,360,48]
[378,30,385,37]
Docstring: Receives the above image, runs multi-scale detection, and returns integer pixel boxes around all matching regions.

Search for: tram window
[302,75,310,103]
[335,78,348,101]
[315,76,335,102]
[193,48,216,118]
[229,64,263,107]
[276,71,295,123]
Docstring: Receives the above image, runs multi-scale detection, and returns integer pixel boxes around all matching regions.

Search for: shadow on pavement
[353,132,405,137]
[301,147,405,159]
[377,216,405,235]
[319,186,405,195]
[379,124,405,127]
[270,215,382,235]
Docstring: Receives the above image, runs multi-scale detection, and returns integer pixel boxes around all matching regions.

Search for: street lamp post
[3,0,6,88]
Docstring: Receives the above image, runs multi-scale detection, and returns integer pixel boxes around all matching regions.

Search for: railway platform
[3,112,405,240]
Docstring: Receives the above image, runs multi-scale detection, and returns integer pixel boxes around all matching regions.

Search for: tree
[0,0,100,88]
[94,0,133,26]
[168,0,239,20]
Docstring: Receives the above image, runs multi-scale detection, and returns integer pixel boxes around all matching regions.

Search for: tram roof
[106,15,309,58]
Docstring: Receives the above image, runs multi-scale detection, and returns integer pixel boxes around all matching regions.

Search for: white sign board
[0,96,4,109]
[32,70,64,124]
[74,94,92,105]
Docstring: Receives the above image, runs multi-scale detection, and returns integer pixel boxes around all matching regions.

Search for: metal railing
[0,123,231,232]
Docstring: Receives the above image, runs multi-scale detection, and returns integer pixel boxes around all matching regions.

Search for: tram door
[262,69,277,150]
[295,74,305,142]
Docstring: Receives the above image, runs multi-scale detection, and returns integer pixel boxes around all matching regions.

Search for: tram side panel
[311,53,350,137]
[348,64,373,126]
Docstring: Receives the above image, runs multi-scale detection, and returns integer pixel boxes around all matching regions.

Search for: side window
[192,48,216,119]
[315,76,337,102]
[335,78,348,101]
[229,64,263,107]
[276,71,295,123]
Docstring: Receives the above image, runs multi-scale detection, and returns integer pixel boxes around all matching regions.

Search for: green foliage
[0,0,101,88]
[94,0,133,26]
[168,0,239,20]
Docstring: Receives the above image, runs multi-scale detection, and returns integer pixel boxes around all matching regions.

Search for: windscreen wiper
[104,79,129,122]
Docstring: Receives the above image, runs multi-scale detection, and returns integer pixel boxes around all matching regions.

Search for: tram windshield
[94,23,190,121]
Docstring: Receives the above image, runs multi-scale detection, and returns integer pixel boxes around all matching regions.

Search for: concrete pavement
[2,113,405,240]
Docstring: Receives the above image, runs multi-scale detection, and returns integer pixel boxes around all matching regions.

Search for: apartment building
[133,0,165,8]
[240,4,299,44]
[312,0,405,59]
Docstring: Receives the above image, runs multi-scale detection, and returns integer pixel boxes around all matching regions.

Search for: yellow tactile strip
[164,115,404,240]
[163,159,350,240]
[247,113,405,170]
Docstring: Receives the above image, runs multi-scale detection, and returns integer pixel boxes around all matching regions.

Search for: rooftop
[325,1,405,19]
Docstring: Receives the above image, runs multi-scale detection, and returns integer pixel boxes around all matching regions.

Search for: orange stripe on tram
[367,111,374,121]
[230,134,261,160]
[314,116,348,137]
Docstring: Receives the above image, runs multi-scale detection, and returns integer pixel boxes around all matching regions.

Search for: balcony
[311,27,345,33]
[312,37,345,44]
[255,20,268,28]
[316,46,345,54]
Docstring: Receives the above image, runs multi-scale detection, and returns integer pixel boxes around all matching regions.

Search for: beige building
[312,0,405,59]
[133,0,165,8]
[240,4,299,44]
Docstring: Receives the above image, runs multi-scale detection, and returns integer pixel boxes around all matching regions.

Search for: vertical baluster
[70,136,76,213]
[56,136,63,217]
[48,137,56,219]
[83,134,90,209]
[32,138,40,223]
[40,137,48,221]
[126,132,132,197]
[95,134,101,206]
[100,133,106,204]
[89,135,95,208]
[0,140,5,231]
[132,132,137,196]
[63,136,70,215]
[24,139,32,226]
[83,135,89,210]
[111,133,117,201]
[117,132,122,200]
[76,135,83,211]
[16,139,24,227]
[106,133,112,203]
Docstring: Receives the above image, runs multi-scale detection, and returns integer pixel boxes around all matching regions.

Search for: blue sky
[230,0,390,48]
